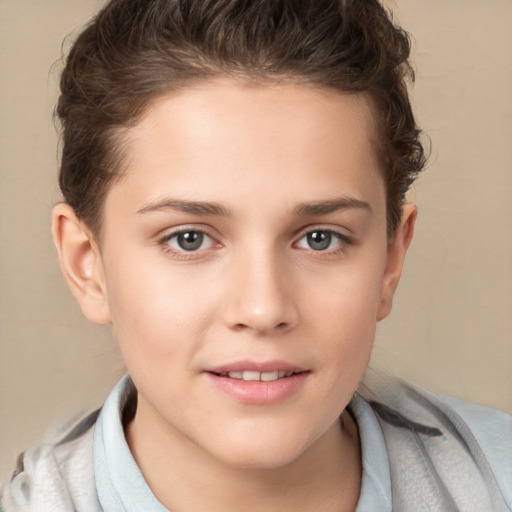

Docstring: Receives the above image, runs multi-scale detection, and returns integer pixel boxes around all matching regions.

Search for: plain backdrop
[1,0,511,482]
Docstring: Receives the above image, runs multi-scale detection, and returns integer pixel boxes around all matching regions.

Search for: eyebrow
[137,198,231,216]
[136,196,371,217]
[292,197,372,216]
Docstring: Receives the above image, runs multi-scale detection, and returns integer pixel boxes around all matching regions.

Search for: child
[2,0,511,510]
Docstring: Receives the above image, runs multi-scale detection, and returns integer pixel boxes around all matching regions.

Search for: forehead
[106,80,384,219]
[133,80,378,154]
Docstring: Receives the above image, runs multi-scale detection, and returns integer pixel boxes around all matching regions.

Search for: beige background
[0,0,511,482]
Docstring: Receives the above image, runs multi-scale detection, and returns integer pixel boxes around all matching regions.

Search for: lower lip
[205,372,309,405]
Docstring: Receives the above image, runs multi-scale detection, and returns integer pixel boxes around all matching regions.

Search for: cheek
[304,259,385,328]
[103,256,218,362]
[302,257,385,371]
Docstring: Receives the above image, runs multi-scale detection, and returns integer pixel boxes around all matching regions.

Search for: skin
[53,80,416,511]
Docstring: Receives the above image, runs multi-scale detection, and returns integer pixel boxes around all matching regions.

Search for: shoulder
[436,392,512,504]
[1,410,100,512]
[357,374,512,510]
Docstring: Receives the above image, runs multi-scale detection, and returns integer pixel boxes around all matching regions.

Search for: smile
[215,370,300,381]
[206,363,309,404]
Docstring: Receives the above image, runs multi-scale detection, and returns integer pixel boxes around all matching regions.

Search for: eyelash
[157,226,354,260]
[294,228,354,256]
[158,227,219,260]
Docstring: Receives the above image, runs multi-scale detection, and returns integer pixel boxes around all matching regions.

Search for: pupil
[178,231,203,251]
[307,231,331,251]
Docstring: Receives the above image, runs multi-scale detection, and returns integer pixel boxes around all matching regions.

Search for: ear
[377,203,417,321]
[52,203,111,324]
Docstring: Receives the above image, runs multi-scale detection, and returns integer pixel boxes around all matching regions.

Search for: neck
[126,397,361,512]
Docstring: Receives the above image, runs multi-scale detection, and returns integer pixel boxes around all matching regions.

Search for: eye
[163,229,215,252]
[295,229,348,251]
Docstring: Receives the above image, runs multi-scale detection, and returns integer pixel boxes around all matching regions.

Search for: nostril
[231,321,288,333]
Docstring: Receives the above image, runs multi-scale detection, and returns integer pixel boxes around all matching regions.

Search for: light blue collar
[93,375,168,511]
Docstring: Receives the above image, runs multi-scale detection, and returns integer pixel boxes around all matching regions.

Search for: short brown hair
[57,0,426,236]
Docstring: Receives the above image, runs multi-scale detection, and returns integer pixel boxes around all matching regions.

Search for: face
[64,81,412,470]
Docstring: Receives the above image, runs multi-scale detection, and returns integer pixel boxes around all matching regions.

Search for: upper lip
[205,360,307,374]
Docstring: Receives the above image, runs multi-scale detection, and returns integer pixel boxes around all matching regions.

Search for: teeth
[242,371,260,381]
[261,370,279,381]
[225,370,296,381]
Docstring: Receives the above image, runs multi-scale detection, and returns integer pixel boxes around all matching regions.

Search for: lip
[204,360,310,405]
[206,359,307,374]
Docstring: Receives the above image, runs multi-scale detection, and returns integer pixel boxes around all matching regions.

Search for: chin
[206,428,313,471]
[219,448,304,471]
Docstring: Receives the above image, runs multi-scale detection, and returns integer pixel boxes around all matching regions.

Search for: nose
[222,247,299,335]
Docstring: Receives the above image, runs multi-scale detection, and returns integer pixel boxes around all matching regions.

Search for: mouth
[209,369,305,382]
[205,362,309,404]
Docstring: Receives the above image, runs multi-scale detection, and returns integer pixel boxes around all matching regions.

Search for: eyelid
[158,225,222,258]
[294,225,353,242]
[158,223,219,240]
[293,225,354,252]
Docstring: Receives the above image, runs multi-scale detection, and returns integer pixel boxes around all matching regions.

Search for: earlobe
[52,203,111,324]
[377,203,417,321]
